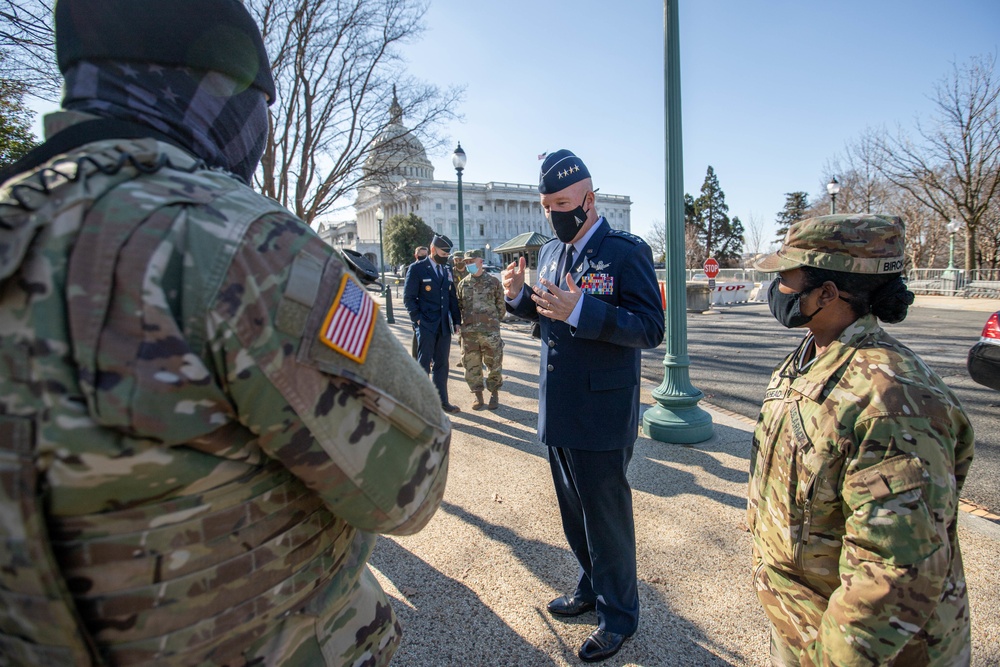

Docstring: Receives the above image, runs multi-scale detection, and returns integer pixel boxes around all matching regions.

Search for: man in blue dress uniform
[404,235,462,413]
[503,150,664,662]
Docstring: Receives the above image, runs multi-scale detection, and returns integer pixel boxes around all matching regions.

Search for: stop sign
[703,257,720,279]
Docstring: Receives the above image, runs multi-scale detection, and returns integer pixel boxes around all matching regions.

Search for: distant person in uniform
[502,149,664,663]
[407,245,429,357]
[0,1,449,665]
[749,214,974,666]
[456,249,505,410]
[451,249,469,283]
[404,234,462,413]
[403,245,428,279]
[452,250,468,368]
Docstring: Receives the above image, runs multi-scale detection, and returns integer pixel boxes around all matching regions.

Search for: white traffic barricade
[751,279,773,302]
[711,281,754,305]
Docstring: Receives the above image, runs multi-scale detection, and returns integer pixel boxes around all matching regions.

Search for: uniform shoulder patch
[608,229,645,245]
[319,273,379,363]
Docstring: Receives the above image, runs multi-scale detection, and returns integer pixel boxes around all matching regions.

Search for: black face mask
[768,279,823,328]
[548,194,590,243]
[432,253,449,265]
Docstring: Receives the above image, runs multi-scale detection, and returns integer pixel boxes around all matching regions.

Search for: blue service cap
[430,234,453,251]
[539,149,591,194]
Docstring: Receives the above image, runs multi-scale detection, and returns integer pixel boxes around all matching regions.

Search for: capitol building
[317,93,633,268]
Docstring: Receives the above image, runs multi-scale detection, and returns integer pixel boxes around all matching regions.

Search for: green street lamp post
[376,206,395,323]
[946,219,962,272]
[827,177,840,215]
[453,142,467,251]
[642,0,713,444]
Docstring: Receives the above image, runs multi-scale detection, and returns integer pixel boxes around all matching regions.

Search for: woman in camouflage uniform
[749,214,974,667]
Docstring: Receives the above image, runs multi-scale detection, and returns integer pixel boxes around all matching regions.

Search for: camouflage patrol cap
[464,249,483,260]
[754,214,906,275]
[452,251,465,260]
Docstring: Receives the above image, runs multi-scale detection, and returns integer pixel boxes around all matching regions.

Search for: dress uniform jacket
[508,218,664,450]
[0,112,450,666]
[403,257,462,336]
[748,315,974,666]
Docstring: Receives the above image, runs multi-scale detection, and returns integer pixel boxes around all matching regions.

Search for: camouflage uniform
[456,268,505,394]
[749,319,974,666]
[0,112,450,666]
[451,251,469,284]
[450,253,468,369]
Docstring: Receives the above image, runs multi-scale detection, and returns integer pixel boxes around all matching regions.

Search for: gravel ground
[371,320,999,666]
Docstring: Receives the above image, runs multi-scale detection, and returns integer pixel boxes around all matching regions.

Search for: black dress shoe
[442,403,461,414]
[578,628,629,663]
[546,595,596,617]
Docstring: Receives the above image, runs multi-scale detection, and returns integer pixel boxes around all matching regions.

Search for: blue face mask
[768,279,823,328]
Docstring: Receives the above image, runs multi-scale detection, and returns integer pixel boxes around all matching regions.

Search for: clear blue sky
[398,0,1000,245]
[27,1,999,246]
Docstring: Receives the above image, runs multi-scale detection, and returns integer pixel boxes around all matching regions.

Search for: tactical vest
[0,139,365,665]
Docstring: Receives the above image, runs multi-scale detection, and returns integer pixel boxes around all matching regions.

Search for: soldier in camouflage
[456,249,505,410]
[749,214,974,666]
[0,1,449,665]
[451,251,468,368]
[451,250,469,284]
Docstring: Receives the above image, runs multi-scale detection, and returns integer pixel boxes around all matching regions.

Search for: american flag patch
[319,274,378,363]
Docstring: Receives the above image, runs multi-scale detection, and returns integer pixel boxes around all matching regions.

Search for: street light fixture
[375,206,395,323]
[827,176,841,215]
[452,142,467,251]
[946,218,963,272]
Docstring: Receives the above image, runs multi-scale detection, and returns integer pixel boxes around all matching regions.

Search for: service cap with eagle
[539,149,591,194]
[754,214,906,275]
[430,234,453,252]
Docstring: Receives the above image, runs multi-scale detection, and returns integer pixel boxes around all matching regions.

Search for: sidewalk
[372,320,1000,667]
[912,293,1000,313]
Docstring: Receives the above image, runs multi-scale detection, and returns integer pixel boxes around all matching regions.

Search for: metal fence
[649,267,1000,299]
[905,268,1000,298]
[655,268,771,283]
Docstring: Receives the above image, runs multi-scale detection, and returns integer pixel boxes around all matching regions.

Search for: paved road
[641,303,1000,513]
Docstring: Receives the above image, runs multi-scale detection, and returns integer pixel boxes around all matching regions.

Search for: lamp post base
[642,376,714,444]
[642,403,714,444]
[384,287,395,324]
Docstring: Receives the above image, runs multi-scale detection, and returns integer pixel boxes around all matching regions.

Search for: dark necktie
[562,245,575,287]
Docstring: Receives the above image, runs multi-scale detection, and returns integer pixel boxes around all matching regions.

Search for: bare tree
[822,128,894,215]
[977,194,1000,269]
[1,0,462,224]
[0,1,59,100]
[249,0,462,224]
[875,54,1000,271]
[884,188,946,269]
[644,221,666,262]
[743,213,767,259]
[685,221,706,269]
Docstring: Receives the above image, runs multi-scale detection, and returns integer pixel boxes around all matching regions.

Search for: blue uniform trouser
[416,326,451,404]
[548,445,639,636]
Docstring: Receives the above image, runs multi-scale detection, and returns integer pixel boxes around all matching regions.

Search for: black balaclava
[63,60,268,182]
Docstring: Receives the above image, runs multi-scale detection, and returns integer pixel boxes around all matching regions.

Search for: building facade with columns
[318,94,633,269]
